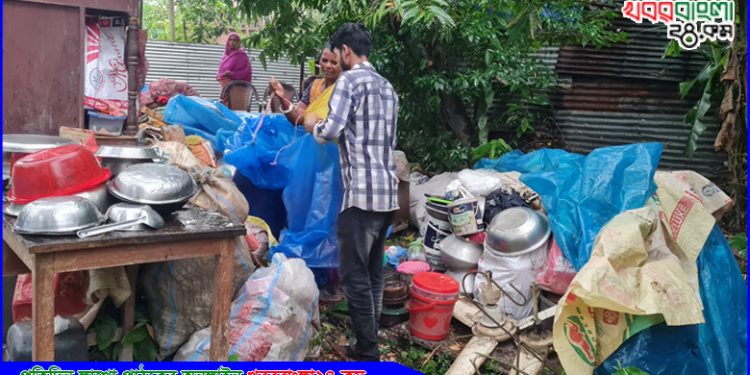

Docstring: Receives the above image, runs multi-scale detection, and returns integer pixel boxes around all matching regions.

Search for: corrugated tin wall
[144,40,304,104]
[534,20,726,178]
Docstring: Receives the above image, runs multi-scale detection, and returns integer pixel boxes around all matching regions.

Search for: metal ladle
[77,205,164,238]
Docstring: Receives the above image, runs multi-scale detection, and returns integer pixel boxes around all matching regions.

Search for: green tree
[143,0,248,44]
[235,0,623,171]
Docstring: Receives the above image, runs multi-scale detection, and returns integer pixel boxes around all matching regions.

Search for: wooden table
[3,206,245,361]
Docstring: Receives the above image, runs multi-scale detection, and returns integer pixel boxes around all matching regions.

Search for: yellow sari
[303,79,335,123]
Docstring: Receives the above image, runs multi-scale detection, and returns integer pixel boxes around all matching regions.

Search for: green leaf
[121,324,148,345]
[427,5,455,27]
[133,336,158,362]
[679,80,697,99]
[94,316,118,351]
[663,40,681,58]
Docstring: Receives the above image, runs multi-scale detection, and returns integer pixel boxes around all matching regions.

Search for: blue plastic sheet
[164,94,242,134]
[223,114,304,190]
[597,225,748,374]
[271,135,343,268]
[224,115,342,269]
[475,143,662,270]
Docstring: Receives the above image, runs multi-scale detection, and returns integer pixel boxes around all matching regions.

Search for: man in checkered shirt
[304,23,398,361]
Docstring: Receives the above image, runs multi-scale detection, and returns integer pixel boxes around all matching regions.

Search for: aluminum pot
[438,234,483,271]
[485,207,551,255]
[108,163,197,215]
[74,183,112,213]
[14,196,105,235]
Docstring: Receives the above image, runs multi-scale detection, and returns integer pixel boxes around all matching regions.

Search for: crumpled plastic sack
[223,114,303,190]
[189,168,249,224]
[141,237,256,359]
[153,141,204,171]
[553,170,733,375]
[597,225,747,375]
[270,135,343,268]
[477,143,662,270]
[457,169,504,197]
[174,253,320,361]
[163,94,242,134]
[534,238,576,295]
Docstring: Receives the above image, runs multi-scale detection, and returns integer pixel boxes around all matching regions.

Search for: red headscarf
[217,33,252,82]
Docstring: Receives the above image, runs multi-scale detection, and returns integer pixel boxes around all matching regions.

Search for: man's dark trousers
[338,207,394,361]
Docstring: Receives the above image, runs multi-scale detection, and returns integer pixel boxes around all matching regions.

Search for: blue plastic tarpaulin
[476,143,746,374]
[164,94,242,134]
[224,115,341,268]
[475,143,662,270]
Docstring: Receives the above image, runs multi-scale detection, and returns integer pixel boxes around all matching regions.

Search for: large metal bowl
[14,196,105,235]
[4,203,24,217]
[485,207,551,255]
[439,234,483,271]
[108,163,197,205]
[4,184,110,218]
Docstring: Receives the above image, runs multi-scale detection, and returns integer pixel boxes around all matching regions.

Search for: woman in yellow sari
[268,45,341,125]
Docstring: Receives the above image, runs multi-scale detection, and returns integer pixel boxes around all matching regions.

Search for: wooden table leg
[209,238,235,361]
[119,265,139,361]
[32,254,55,361]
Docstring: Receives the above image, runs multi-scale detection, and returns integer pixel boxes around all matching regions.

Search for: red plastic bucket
[406,272,459,341]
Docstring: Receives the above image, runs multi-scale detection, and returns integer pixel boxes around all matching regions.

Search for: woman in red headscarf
[217,33,252,90]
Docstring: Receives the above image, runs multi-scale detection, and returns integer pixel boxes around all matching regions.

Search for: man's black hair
[329,23,373,57]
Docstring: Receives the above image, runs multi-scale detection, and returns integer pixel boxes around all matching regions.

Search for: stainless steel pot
[14,196,105,235]
[108,163,197,215]
[439,234,483,270]
[485,207,551,255]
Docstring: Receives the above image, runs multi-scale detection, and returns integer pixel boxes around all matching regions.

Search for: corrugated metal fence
[144,40,304,102]
[533,20,726,178]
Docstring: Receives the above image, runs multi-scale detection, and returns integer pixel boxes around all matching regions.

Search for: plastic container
[406,272,460,341]
[6,317,88,361]
[87,111,125,135]
[8,145,111,204]
[448,197,482,236]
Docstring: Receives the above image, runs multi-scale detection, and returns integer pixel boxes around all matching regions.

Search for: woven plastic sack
[597,226,747,375]
[140,237,256,359]
[189,168,249,224]
[174,253,320,361]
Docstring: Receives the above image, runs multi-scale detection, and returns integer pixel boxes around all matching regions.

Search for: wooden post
[125,17,140,136]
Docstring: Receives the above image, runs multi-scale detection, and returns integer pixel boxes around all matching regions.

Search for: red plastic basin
[8,145,111,204]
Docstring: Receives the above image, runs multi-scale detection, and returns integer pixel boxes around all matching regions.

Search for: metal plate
[2,134,74,153]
